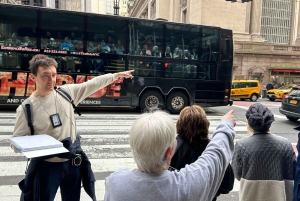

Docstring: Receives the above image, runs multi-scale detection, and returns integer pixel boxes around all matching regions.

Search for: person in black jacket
[170,105,234,201]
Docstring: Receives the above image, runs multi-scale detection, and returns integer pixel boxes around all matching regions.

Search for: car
[267,84,296,101]
[231,80,261,101]
[279,86,300,121]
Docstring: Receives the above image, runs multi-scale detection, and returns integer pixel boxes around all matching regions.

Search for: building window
[106,0,113,15]
[21,0,30,5]
[182,9,187,23]
[150,0,156,19]
[34,0,43,7]
[260,0,293,45]
[55,0,59,9]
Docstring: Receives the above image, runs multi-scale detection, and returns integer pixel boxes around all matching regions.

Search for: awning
[273,69,300,73]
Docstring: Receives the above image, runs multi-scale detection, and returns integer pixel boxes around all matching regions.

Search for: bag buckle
[72,154,82,166]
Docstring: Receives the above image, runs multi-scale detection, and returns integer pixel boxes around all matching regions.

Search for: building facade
[128,0,300,87]
[0,0,129,15]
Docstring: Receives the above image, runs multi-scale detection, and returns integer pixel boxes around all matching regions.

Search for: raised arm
[178,110,236,201]
[62,70,134,105]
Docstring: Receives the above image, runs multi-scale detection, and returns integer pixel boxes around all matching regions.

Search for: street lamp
[114,0,120,15]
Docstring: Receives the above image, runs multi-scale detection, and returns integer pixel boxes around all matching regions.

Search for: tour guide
[11,54,134,201]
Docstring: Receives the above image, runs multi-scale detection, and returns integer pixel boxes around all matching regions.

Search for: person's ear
[165,146,173,161]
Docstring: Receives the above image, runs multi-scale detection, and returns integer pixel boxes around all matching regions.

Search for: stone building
[128,0,300,87]
[0,0,129,16]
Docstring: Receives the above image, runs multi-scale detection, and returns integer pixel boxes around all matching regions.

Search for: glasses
[168,166,179,172]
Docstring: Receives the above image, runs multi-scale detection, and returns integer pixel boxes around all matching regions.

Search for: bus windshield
[0,3,233,113]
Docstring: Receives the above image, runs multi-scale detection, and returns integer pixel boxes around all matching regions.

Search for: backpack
[21,87,81,135]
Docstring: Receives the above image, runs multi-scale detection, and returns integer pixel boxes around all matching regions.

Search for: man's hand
[117,70,134,79]
[221,110,236,127]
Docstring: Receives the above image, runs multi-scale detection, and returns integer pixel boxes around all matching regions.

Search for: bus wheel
[140,91,164,111]
[167,92,188,114]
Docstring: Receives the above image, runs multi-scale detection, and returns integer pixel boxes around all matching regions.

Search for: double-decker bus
[0,3,233,113]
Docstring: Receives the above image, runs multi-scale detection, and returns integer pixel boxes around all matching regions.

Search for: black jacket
[19,135,96,201]
[170,135,234,200]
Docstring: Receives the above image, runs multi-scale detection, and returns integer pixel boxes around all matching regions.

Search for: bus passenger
[11,54,134,201]
[101,40,110,53]
[104,109,236,201]
[165,46,173,58]
[173,47,182,58]
[140,44,151,56]
[152,45,161,57]
[60,37,73,50]
[115,40,124,55]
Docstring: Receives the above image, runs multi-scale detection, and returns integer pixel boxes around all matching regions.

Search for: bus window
[165,25,200,60]
[0,6,37,49]
[87,17,126,55]
[200,28,219,63]
[129,21,163,57]
[41,11,84,51]
[221,38,232,61]
[129,60,162,78]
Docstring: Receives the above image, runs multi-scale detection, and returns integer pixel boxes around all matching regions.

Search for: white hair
[129,110,176,173]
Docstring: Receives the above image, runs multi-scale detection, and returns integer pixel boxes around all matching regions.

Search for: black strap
[56,87,81,116]
[25,104,34,135]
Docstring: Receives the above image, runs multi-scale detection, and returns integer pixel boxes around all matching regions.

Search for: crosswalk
[0,113,248,201]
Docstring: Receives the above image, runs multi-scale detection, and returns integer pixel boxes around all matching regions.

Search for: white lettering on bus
[81,100,101,105]
[0,46,40,52]
[7,99,20,103]
[72,52,100,56]
[43,49,68,54]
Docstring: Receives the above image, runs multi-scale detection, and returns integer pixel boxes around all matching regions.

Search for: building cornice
[234,41,300,57]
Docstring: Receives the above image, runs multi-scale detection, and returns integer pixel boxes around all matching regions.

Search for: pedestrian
[293,125,300,201]
[104,109,236,201]
[266,82,274,91]
[11,54,134,201]
[231,103,296,201]
[170,105,234,201]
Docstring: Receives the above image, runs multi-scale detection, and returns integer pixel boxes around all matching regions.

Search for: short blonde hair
[129,110,176,173]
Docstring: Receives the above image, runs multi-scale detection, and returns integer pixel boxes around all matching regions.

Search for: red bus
[0,3,233,113]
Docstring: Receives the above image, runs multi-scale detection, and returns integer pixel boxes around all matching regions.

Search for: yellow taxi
[231,80,261,101]
[266,84,297,101]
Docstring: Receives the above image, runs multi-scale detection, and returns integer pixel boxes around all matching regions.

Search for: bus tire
[167,92,188,114]
[140,91,164,112]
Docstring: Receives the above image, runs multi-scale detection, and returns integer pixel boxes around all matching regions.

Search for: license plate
[290,100,297,104]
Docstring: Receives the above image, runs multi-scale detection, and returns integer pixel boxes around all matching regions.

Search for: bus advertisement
[0,3,233,113]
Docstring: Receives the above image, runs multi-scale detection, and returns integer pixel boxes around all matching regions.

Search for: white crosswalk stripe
[0,113,248,201]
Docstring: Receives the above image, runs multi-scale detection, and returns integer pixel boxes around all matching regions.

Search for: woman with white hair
[104,109,236,201]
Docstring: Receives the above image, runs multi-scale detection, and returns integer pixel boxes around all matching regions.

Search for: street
[0,98,298,201]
